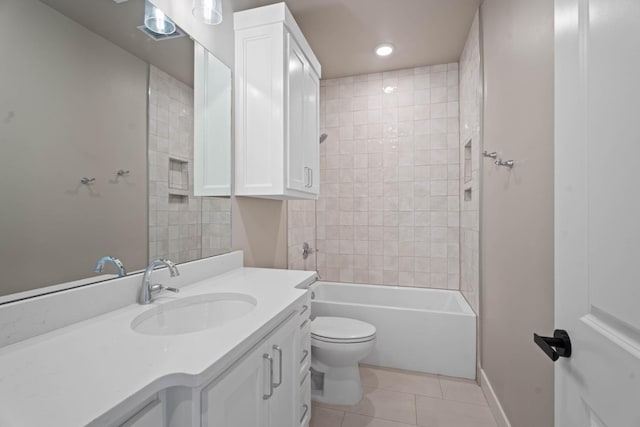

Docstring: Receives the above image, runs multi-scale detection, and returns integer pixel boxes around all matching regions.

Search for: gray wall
[479,0,555,426]
[0,0,148,295]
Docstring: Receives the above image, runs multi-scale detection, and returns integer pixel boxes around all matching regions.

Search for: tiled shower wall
[148,65,231,264]
[459,12,482,313]
[300,64,461,289]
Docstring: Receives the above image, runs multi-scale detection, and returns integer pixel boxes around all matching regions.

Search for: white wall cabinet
[234,3,321,200]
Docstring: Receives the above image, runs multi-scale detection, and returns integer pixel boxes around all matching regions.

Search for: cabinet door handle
[309,168,313,188]
[300,404,309,424]
[303,167,309,188]
[273,345,283,388]
[262,353,274,400]
[300,349,309,365]
[300,304,309,316]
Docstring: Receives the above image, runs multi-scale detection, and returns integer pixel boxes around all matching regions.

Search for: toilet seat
[311,316,376,344]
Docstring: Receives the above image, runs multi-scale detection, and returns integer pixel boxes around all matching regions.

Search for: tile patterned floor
[310,365,497,427]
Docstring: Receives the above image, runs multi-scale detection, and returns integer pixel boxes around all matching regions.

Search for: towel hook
[495,159,514,168]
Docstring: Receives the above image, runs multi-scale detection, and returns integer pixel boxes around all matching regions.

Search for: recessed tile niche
[168,157,189,197]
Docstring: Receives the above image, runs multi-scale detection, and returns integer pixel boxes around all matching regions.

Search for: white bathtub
[310,281,477,379]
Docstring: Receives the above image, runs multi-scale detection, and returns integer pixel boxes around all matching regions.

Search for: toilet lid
[311,316,376,341]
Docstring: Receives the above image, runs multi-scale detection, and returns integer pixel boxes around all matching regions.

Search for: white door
[555,0,640,426]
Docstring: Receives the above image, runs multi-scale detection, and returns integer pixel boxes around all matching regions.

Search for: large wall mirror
[0,0,232,302]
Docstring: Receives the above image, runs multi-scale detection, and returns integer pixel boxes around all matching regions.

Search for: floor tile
[317,387,417,425]
[438,377,487,406]
[360,366,442,398]
[416,395,497,427]
[310,406,345,427]
[342,412,418,427]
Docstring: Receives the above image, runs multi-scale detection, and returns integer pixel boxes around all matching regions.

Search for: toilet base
[311,359,363,405]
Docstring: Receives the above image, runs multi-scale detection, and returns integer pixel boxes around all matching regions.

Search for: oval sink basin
[131,293,257,335]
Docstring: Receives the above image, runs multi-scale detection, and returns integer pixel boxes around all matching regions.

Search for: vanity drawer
[299,371,311,427]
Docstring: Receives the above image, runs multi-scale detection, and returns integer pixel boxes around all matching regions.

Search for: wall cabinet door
[286,35,308,193]
[194,42,232,197]
[286,34,320,197]
[201,341,269,427]
[302,62,320,196]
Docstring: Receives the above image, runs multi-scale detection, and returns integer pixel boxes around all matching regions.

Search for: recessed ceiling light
[375,43,394,57]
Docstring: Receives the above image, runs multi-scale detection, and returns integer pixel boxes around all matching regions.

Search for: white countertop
[0,267,316,427]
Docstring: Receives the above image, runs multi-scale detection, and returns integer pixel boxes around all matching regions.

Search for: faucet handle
[150,284,180,294]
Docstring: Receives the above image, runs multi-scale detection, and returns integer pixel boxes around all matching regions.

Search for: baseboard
[479,368,512,427]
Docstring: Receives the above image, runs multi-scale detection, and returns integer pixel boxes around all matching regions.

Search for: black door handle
[534,329,572,361]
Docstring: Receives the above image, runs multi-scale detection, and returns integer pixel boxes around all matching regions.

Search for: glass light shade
[144,0,176,35]
[193,0,223,25]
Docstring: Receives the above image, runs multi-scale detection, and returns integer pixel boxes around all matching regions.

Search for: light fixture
[375,43,394,57]
[193,0,223,25]
[144,0,176,35]
[383,85,396,94]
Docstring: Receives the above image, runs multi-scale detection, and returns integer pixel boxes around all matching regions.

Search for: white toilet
[310,316,376,405]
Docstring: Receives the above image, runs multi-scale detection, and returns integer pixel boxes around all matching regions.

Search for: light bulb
[375,43,394,57]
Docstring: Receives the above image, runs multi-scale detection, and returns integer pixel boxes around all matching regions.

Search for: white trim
[479,368,512,427]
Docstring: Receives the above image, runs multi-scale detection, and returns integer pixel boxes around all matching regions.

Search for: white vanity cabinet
[234,3,321,200]
[201,299,311,427]
[104,299,312,427]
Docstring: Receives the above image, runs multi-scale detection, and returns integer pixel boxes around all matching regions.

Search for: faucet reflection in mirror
[140,258,180,305]
[93,256,127,278]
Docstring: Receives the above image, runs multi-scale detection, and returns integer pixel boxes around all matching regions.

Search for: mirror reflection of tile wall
[148,65,230,263]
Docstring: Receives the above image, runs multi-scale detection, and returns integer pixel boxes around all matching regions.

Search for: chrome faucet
[139,259,180,305]
[94,256,126,277]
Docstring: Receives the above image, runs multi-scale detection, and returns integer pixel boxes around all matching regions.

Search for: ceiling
[232,0,481,79]
[41,0,480,82]
[41,0,194,86]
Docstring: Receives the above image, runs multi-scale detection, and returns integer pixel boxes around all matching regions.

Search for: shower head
[319,133,328,144]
